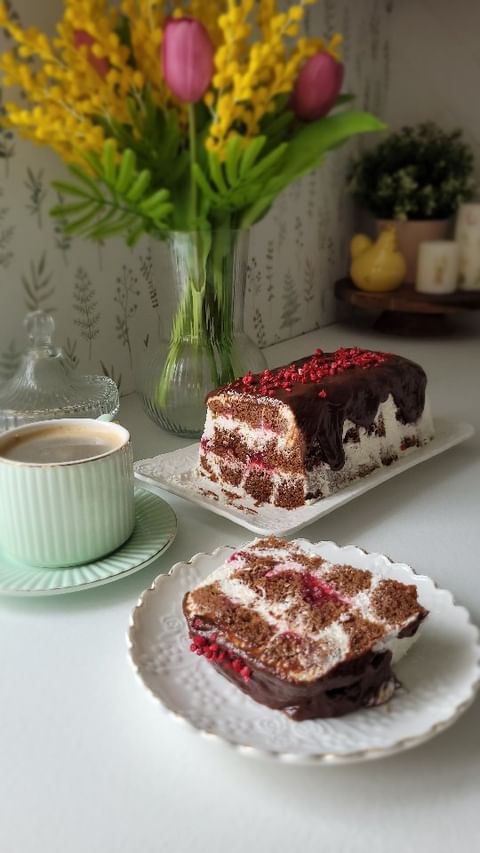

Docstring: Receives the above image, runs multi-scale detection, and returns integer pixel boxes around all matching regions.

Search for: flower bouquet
[0,0,384,436]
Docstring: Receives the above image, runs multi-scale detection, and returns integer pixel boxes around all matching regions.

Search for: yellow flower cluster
[207,0,342,154]
[0,0,341,165]
[181,0,225,48]
[0,0,141,161]
[119,1,165,107]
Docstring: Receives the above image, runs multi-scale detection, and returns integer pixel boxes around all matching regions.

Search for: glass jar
[0,311,119,432]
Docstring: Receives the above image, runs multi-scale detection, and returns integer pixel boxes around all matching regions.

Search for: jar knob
[24,311,55,348]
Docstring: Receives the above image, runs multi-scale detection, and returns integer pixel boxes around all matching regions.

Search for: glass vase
[141,228,267,438]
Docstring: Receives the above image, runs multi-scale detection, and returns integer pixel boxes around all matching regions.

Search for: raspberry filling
[189,628,251,683]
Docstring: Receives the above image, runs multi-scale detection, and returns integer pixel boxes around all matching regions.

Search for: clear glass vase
[141,228,267,438]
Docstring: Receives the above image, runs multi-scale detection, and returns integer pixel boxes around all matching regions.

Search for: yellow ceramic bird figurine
[350,226,406,292]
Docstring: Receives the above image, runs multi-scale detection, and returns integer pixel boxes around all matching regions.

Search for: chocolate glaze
[186,611,398,720]
[398,612,425,638]
[214,352,427,472]
[216,646,395,721]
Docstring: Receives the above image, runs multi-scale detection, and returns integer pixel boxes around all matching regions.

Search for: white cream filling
[187,539,424,681]
[199,394,434,506]
[305,395,434,498]
[202,400,299,453]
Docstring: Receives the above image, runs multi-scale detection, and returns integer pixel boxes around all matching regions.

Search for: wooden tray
[335,278,480,335]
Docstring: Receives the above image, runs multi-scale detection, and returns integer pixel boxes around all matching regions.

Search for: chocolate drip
[217,353,427,472]
[290,355,426,470]
[222,648,395,721]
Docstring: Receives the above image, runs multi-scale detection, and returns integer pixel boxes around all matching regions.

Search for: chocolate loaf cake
[199,348,434,508]
[183,537,428,721]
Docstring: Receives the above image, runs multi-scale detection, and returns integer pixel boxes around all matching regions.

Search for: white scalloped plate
[128,540,480,765]
[134,418,474,536]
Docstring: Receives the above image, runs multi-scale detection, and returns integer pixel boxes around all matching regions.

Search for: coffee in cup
[1,422,123,464]
[0,419,135,567]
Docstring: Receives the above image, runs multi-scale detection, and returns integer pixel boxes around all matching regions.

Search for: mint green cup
[0,419,135,567]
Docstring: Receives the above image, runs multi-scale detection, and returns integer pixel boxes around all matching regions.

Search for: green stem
[188,103,197,227]
[210,225,236,384]
[155,227,241,409]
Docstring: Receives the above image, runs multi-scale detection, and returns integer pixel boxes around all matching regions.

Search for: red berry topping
[225,348,390,396]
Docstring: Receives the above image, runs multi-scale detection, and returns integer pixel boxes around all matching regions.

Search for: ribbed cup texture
[0,443,134,567]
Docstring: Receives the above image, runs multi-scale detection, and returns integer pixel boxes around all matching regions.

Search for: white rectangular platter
[134,418,474,536]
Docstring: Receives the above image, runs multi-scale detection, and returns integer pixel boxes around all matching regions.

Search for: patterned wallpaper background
[0,1,392,395]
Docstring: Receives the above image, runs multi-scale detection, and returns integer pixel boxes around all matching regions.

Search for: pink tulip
[162,18,214,103]
[293,52,344,121]
[74,30,109,79]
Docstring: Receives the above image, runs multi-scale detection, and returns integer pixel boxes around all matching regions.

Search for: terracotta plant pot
[376,219,451,283]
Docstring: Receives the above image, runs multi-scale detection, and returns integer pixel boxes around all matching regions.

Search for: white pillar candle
[455,203,480,291]
[415,241,459,295]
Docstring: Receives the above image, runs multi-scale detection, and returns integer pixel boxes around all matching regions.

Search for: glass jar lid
[0,311,120,432]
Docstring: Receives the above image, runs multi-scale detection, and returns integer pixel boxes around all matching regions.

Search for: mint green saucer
[0,488,176,596]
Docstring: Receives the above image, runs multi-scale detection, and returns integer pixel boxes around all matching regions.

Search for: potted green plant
[348,122,475,282]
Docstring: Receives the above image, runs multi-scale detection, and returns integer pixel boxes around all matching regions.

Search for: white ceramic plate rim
[0,489,177,596]
[128,542,480,766]
[134,418,474,536]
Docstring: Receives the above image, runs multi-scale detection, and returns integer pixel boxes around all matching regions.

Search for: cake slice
[198,347,434,508]
[183,537,428,721]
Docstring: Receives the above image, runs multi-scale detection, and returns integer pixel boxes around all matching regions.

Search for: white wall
[386,0,480,184]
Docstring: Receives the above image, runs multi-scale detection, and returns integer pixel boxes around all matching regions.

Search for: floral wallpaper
[0,0,392,395]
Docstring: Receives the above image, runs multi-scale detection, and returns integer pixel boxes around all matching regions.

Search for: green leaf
[260,110,295,151]
[52,180,90,200]
[80,151,104,180]
[240,195,275,228]
[208,150,228,195]
[126,223,147,246]
[283,112,386,182]
[101,140,117,185]
[239,136,267,178]
[67,165,104,200]
[228,182,265,208]
[115,149,136,194]
[63,204,103,235]
[83,207,116,233]
[193,164,221,204]
[90,214,136,239]
[50,200,94,217]
[247,143,288,182]
[334,94,355,107]
[139,189,170,214]
[225,135,242,186]
[125,169,151,202]
[148,203,174,223]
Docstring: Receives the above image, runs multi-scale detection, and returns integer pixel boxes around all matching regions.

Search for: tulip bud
[74,30,109,79]
[162,18,214,103]
[293,52,344,121]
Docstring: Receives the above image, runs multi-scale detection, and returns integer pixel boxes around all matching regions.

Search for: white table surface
[1,320,479,853]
